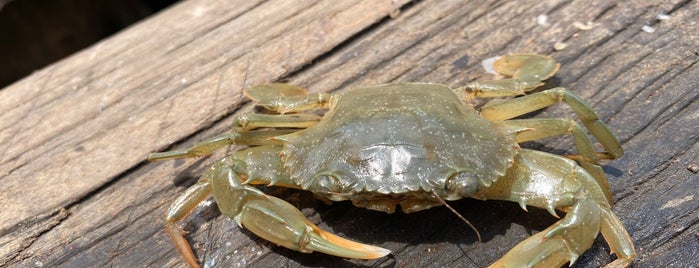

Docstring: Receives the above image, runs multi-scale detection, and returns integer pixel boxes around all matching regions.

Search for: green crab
[148,54,636,267]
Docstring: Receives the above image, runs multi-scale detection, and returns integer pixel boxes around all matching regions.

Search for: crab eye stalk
[445,171,480,198]
[309,174,343,194]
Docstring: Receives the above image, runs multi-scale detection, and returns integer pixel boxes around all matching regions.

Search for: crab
[148,54,636,268]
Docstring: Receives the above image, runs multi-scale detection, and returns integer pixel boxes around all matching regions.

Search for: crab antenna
[432,190,482,243]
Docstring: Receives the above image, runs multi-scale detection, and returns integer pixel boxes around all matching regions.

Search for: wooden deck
[1,0,697,267]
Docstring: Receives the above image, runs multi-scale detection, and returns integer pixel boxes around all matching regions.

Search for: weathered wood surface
[1,0,696,267]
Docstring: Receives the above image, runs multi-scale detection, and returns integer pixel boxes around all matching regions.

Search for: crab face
[281,83,517,213]
[149,54,636,268]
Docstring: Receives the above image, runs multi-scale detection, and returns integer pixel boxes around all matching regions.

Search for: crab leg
[214,146,390,259]
[244,83,333,114]
[505,119,599,163]
[164,175,212,268]
[478,149,635,268]
[234,113,321,131]
[502,118,613,203]
[491,53,561,92]
[149,83,331,161]
[147,129,295,161]
[461,54,622,160]
[463,54,560,97]
[480,87,623,160]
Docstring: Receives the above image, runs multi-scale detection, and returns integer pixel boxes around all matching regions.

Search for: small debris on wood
[656,14,670,21]
[554,41,569,51]
[642,25,656,33]
[573,21,596,30]
[660,195,694,209]
[390,9,401,19]
[688,164,699,173]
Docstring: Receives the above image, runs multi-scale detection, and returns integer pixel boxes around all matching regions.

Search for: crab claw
[233,194,390,259]
[214,177,389,259]
[305,223,391,259]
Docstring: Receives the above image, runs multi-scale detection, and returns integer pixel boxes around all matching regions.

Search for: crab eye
[310,174,343,194]
[445,171,480,198]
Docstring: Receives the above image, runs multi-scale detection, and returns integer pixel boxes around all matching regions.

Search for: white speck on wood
[660,195,694,209]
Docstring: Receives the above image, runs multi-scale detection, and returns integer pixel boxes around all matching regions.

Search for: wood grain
[1,0,696,267]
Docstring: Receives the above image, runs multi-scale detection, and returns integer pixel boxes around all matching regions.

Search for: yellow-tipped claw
[307,224,391,259]
[233,194,390,260]
[214,171,388,261]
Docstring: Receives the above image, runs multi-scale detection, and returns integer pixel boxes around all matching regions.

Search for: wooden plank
[0,0,410,265]
[1,0,697,267]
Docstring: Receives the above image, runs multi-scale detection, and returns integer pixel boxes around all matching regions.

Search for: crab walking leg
[147,129,295,161]
[213,146,390,259]
[504,119,599,163]
[480,87,623,159]
[479,149,635,268]
[164,175,212,268]
[502,119,613,203]
[463,78,529,97]
[243,83,333,114]
[234,113,321,131]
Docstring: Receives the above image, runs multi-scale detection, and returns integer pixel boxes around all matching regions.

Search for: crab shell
[279,83,518,213]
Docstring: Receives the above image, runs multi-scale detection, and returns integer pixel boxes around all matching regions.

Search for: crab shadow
[220,188,565,268]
